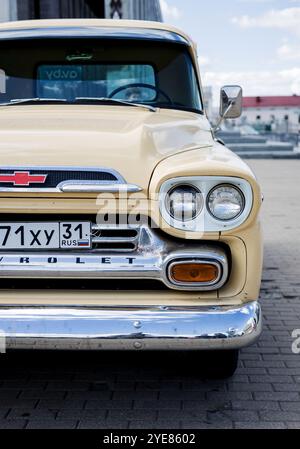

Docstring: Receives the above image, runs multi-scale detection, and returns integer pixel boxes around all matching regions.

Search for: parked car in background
[0,19,263,377]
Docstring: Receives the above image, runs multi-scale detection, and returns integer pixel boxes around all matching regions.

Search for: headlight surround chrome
[207,184,245,221]
[159,176,253,232]
[165,184,203,222]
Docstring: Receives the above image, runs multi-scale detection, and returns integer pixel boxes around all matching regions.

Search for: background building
[13,0,162,21]
[105,0,162,20]
[242,96,300,133]
[0,0,17,22]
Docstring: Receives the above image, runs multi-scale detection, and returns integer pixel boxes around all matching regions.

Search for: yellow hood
[0,105,212,194]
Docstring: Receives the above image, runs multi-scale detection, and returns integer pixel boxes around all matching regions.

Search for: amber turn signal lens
[170,263,219,284]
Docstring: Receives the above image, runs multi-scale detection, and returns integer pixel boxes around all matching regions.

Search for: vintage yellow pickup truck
[0,19,263,377]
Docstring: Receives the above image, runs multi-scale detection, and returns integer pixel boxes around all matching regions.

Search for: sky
[160,0,300,103]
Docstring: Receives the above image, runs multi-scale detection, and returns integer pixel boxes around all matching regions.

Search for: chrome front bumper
[1,301,262,351]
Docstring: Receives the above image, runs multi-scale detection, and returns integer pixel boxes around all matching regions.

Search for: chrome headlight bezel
[159,176,253,232]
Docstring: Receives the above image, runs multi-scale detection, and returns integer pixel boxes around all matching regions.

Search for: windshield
[0,38,203,113]
[37,63,156,102]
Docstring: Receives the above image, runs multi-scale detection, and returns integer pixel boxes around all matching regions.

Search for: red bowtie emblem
[0,171,47,186]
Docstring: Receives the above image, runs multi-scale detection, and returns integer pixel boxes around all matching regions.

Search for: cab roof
[0,19,196,51]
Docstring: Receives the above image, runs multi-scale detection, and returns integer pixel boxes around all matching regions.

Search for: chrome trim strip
[91,237,137,244]
[0,252,228,292]
[91,225,140,230]
[0,252,226,291]
[1,302,262,351]
[60,182,143,193]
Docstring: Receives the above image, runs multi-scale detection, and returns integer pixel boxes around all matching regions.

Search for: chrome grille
[91,224,140,252]
[0,213,230,291]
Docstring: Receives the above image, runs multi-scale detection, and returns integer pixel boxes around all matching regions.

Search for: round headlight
[207,184,245,221]
[166,185,203,222]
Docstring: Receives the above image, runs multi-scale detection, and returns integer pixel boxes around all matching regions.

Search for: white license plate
[0,222,91,250]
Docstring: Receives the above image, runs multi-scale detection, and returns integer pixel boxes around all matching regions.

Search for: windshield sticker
[39,66,83,81]
[0,70,6,93]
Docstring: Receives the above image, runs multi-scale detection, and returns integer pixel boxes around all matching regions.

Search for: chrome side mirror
[213,85,243,133]
[220,85,243,119]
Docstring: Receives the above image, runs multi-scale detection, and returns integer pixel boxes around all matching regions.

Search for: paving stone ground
[0,160,299,429]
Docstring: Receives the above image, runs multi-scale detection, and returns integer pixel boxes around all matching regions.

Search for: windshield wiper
[74,97,157,112]
[0,97,157,112]
[0,98,68,106]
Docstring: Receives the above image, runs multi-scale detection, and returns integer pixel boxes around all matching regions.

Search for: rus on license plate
[0,222,91,250]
